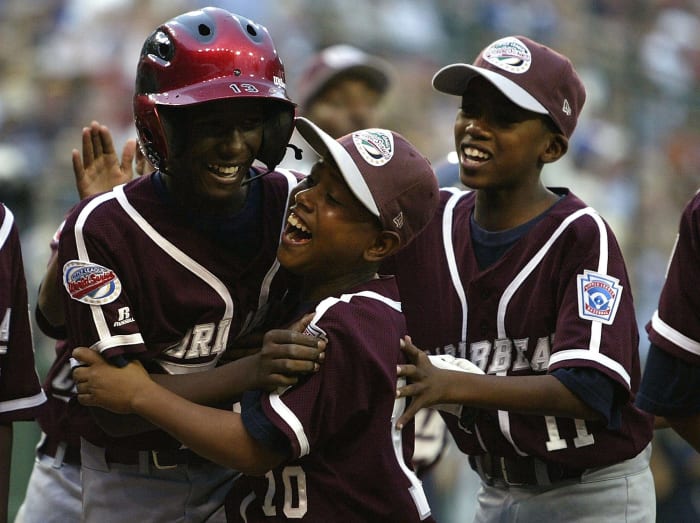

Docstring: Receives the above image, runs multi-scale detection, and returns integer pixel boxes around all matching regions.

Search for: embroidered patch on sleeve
[576,270,622,325]
[63,260,122,305]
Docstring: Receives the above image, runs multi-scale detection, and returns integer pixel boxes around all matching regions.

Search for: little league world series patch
[576,269,622,325]
[63,260,122,305]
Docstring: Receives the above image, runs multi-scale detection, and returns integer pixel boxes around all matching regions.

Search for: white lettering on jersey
[487,338,513,373]
[163,319,231,360]
[0,308,9,355]
[113,307,135,327]
[50,362,76,402]
[436,335,553,374]
[530,336,552,372]
[470,341,491,372]
[512,338,530,371]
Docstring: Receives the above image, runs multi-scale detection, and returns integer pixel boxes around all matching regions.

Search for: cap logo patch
[392,211,405,229]
[352,129,394,166]
[482,36,532,74]
[562,99,572,116]
[63,260,122,305]
[576,270,622,325]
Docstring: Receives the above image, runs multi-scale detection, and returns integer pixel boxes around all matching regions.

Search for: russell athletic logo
[63,260,122,305]
[352,129,394,166]
[576,269,622,325]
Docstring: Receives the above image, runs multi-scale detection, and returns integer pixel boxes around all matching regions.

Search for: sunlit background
[3,0,699,521]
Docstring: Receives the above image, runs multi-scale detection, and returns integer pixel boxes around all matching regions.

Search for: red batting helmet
[133,7,295,172]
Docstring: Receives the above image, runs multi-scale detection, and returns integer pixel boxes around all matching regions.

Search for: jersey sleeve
[646,192,700,365]
[547,211,640,395]
[0,204,46,422]
[57,195,146,363]
[636,342,700,416]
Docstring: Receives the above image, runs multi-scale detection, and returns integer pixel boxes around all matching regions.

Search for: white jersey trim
[269,392,311,457]
[548,349,631,388]
[651,309,700,357]
[73,191,117,340]
[0,390,46,413]
[0,205,13,251]
[242,169,300,335]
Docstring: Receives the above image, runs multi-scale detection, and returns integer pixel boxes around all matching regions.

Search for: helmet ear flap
[258,106,295,171]
[134,95,168,172]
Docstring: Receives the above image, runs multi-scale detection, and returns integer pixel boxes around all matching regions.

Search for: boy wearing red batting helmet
[390,36,655,521]
[55,8,322,522]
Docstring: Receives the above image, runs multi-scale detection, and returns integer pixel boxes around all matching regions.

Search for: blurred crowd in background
[2,0,699,521]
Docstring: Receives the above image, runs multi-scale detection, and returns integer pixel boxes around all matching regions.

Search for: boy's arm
[76,330,325,437]
[395,336,603,429]
[73,349,285,475]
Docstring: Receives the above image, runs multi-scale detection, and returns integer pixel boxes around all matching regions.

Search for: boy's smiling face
[278,159,382,296]
[160,99,266,211]
[454,77,563,191]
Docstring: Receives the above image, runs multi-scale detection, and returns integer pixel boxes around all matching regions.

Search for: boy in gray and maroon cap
[388,35,656,522]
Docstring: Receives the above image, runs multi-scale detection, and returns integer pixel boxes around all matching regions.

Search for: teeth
[287,212,310,233]
[208,164,241,177]
[463,147,490,160]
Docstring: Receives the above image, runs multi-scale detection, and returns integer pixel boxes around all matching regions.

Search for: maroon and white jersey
[227,278,433,522]
[0,203,46,422]
[58,169,300,450]
[646,190,700,364]
[390,188,652,469]
[35,220,85,447]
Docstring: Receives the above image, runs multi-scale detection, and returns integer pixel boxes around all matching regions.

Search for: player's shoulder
[312,278,402,334]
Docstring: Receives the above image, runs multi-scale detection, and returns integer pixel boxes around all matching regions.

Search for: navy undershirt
[470,199,621,429]
[152,169,263,253]
[635,343,700,416]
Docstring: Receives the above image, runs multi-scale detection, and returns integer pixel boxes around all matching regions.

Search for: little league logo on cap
[432,35,586,138]
[352,129,394,167]
[482,36,533,74]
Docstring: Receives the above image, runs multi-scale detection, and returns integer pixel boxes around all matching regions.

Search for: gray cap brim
[432,63,548,115]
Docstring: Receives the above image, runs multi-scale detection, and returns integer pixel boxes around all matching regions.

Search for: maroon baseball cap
[295,45,393,109]
[432,36,586,138]
[295,116,438,248]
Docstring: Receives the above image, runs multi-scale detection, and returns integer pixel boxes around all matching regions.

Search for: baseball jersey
[226,277,433,522]
[388,188,653,469]
[34,221,87,449]
[636,190,700,415]
[58,168,301,451]
[0,203,46,423]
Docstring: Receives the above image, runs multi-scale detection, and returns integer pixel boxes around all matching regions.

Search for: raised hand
[71,121,144,200]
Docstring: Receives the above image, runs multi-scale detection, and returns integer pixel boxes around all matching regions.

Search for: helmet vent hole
[246,24,258,37]
[198,24,211,36]
[157,44,169,59]
[234,69,241,76]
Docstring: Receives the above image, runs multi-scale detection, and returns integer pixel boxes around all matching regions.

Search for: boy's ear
[364,231,401,262]
[541,133,568,164]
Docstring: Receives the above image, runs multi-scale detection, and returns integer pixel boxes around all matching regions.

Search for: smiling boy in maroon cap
[387,35,656,521]
[70,117,439,522]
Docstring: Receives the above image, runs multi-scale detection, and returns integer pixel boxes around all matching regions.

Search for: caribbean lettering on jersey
[431,334,553,374]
